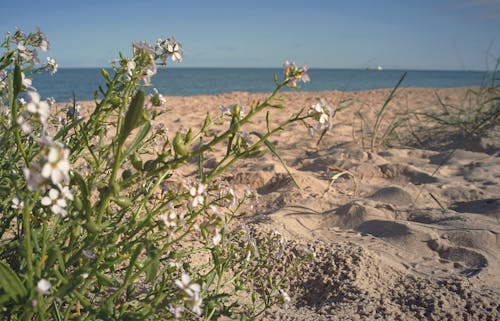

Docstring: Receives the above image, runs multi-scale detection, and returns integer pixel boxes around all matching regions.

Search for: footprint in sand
[450,198,500,219]
[379,163,438,185]
[355,220,411,238]
[427,239,488,277]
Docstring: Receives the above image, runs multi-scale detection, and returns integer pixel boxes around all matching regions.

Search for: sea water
[32,68,490,102]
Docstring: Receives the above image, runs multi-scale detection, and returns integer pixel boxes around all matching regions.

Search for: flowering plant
[0,29,323,320]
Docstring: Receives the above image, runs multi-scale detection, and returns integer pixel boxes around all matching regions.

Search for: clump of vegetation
[0,29,328,320]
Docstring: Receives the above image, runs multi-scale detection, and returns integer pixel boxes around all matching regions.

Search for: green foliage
[0,29,317,320]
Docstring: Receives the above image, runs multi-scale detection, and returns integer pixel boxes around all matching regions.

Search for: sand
[81,87,500,320]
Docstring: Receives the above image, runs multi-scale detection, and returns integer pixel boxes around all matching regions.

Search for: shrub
[0,29,323,320]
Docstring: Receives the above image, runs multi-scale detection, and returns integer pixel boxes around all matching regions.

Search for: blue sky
[1,0,500,70]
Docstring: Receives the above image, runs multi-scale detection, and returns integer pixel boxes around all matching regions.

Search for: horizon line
[53,66,489,73]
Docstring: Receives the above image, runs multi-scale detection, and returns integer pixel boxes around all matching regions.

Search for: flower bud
[84,221,100,234]
[111,196,131,208]
[74,197,83,211]
[143,159,157,171]
[130,153,143,170]
[173,132,189,157]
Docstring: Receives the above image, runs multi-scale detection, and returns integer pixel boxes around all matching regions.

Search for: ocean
[32,68,491,102]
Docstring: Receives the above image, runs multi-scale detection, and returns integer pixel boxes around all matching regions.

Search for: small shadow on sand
[356,220,411,238]
[450,198,500,218]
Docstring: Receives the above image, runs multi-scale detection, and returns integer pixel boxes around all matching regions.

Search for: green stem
[22,199,34,289]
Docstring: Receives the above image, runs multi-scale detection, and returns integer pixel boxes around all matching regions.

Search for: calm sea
[32,68,490,102]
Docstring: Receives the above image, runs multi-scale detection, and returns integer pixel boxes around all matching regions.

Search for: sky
[1,0,500,70]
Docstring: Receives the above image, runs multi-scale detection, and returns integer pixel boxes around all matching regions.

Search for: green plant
[353,73,407,151]
[0,30,322,320]
[422,78,500,139]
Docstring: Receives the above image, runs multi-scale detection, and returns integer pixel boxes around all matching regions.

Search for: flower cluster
[175,273,203,316]
[12,28,49,66]
[5,33,73,215]
[158,203,185,231]
[46,57,58,75]
[200,205,226,245]
[308,99,334,133]
[283,61,310,88]
[146,88,167,110]
[125,36,183,84]
[156,36,183,64]
[2,28,314,320]
[219,103,245,119]
[188,182,206,208]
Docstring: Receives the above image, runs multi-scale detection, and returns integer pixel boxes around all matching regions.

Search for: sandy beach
[78,87,499,320]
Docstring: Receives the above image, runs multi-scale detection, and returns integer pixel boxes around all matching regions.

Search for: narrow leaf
[0,260,27,303]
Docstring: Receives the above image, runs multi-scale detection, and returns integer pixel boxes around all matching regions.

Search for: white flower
[212,229,222,246]
[26,91,49,125]
[57,184,74,201]
[151,88,166,107]
[141,67,156,85]
[283,61,310,87]
[35,279,51,295]
[309,99,334,132]
[23,167,43,191]
[11,197,24,210]
[189,183,206,208]
[237,131,253,145]
[168,304,184,319]
[158,210,177,229]
[279,289,291,306]
[21,73,33,90]
[16,113,33,134]
[175,273,201,298]
[219,104,245,119]
[46,57,58,75]
[16,41,26,52]
[166,36,183,63]
[175,273,203,316]
[132,41,157,84]
[300,245,316,260]
[189,292,203,316]
[41,188,68,217]
[132,40,155,56]
[40,40,49,52]
[41,144,70,185]
[126,59,136,77]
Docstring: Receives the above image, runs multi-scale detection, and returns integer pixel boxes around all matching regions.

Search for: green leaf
[96,272,116,287]
[101,68,112,84]
[0,260,27,303]
[123,121,151,159]
[119,90,145,145]
[13,64,22,97]
[72,171,91,217]
[252,132,301,189]
[144,257,159,283]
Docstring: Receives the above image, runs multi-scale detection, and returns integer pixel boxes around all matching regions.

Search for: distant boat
[367,65,383,71]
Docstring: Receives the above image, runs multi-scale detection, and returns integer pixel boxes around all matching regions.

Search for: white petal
[51,170,62,184]
[181,273,191,285]
[28,91,40,103]
[41,196,51,206]
[36,279,51,295]
[41,163,52,178]
[48,188,59,199]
